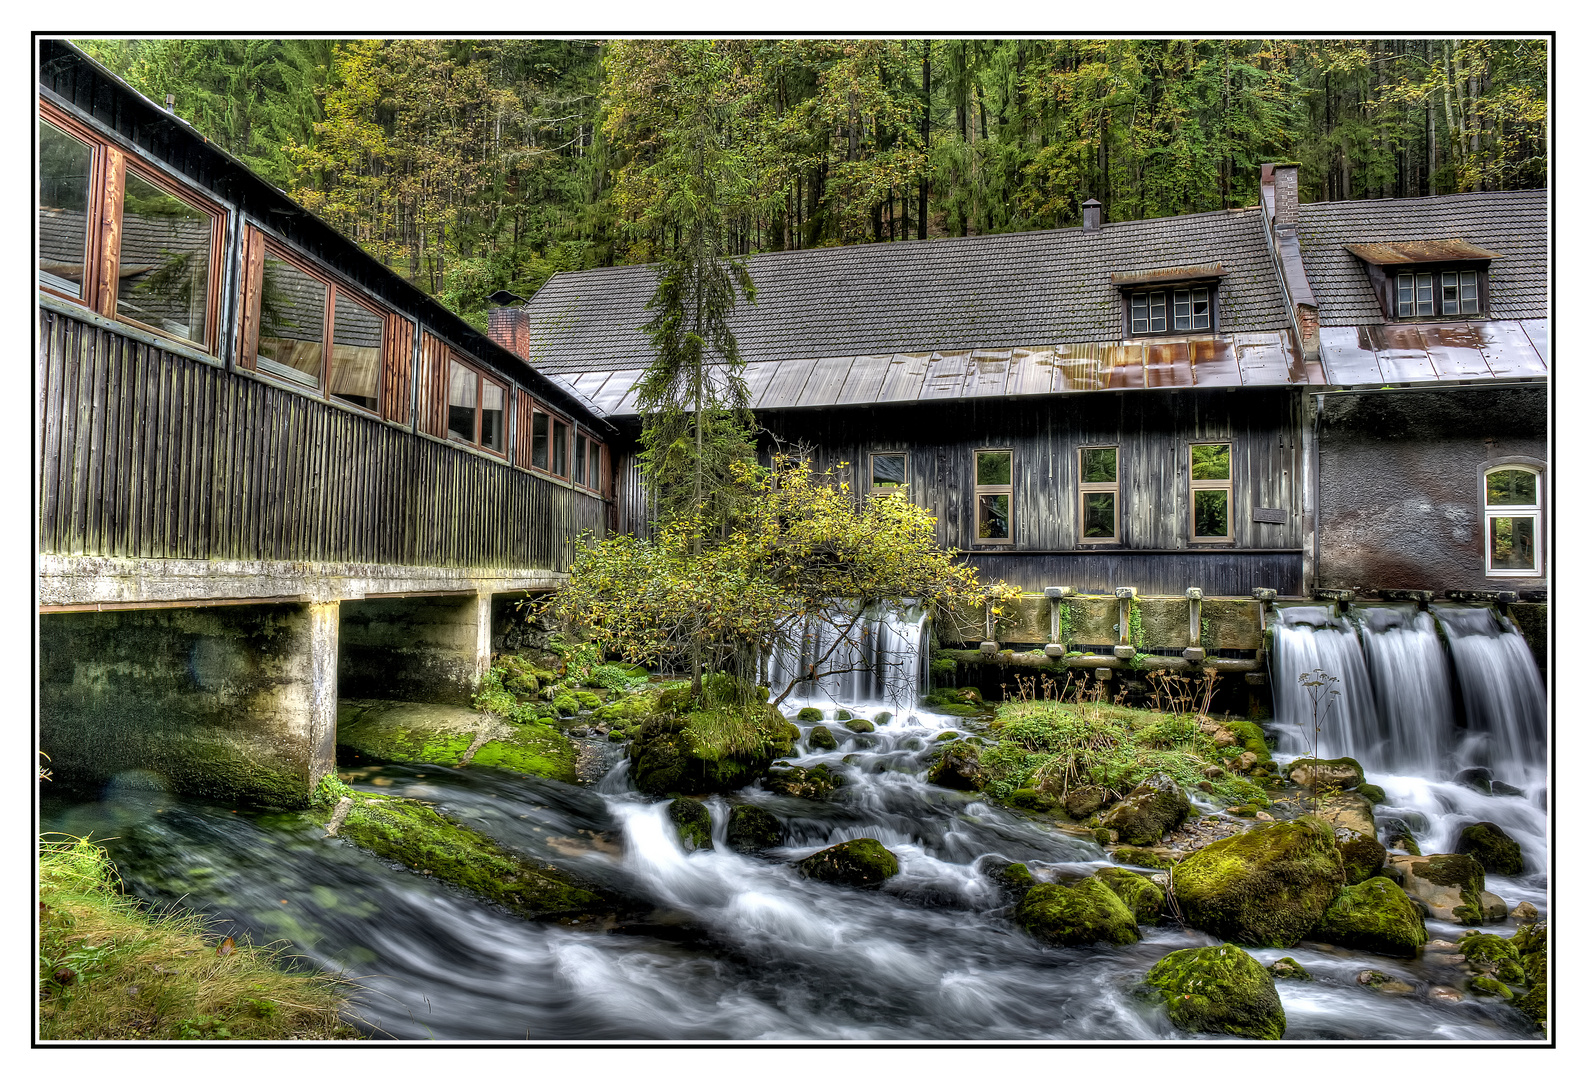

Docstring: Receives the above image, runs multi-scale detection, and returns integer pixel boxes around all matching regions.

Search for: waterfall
[1433,605,1547,778]
[1270,605,1379,765]
[765,602,928,708]
[1357,604,1455,776]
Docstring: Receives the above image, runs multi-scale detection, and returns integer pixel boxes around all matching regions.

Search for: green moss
[929,656,958,684]
[574,690,602,710]
[1420,853,1487,925]
[1093,867,1164,925]
[1222,721,1274,763]
[1007,788,1057,812]
[724,804,782,854]
[1456,822,1524,876]
[667,797,714,852]
[1142,944,1285,1041]
[628,701,795,796]
[844,717,875,733]
[1172,816,1344,947]
[329,793,605,917]
[466,725,577,783]
[1336,829,1387,886]
[1357,783,1386,805]
[552,693,580,717]
[764,763,843,799]
[1459,933,1524,983]
[1268,957,1310,980]
[834,709,854,724]
[927,742,985,791]
[872,712,893,726]
[796,707,825,724]
[807,725,839,751]
[1310,877,1427,957]
[1111,847,1177,872]
[794,838,899,888]
[935,730,960,741]
[1468,976,1513,999]
[1099,773,1191,845]
[1015,879,1140,947]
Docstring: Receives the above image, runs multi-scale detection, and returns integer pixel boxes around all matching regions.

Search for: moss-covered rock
[1061,784,1109,819]
[1511,922,1548,1028]
[1098,773,1190,846]
[1317,791,1375,836]
[1456,821,1525,877]
[1384,853,1486,925]
[667,797,714,852]
[1141,944,1286,1041]
[844,717,875,733]
[1015,878,1140,947]
[980,856,1035,900]
[1093,867,1164,925]
[763,763,843,800]
[1222,721,1274,765]
[1468,976,1513,999]
[794,838,900,888]
[1310,877,1428,956]
[834,709,853,724]
[927,742,986,791]
[807,725,839,751]
[935,730,960,742]
[627,700,796,796]
[1458,933,1525,984]
[1268,957,1310,981]
[1335,828,1388,886]
[1172,815,1344,947]
[1111,847,1178,872]
[872,712,893,726]
[1357,783,1387,805]
[724,804,782,854]
[1285,756,1364,790]
[321,787,607,918]
[796,707,824,724]
[336,700,576,783]
[1006,788,1058,812]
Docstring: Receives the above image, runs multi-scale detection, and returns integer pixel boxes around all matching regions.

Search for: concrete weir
[38,557,564,808]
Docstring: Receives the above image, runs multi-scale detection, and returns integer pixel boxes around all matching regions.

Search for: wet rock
[1172,815,1345,947]
[1480,891,1509,922]
[1098,773,1191,846]
[1285,756,1365,790]
[667,797,714,852]
[763,763,843,800]
[796,707,824,724]
[794,838,900,888]
[1268,957,1310,981]
[1455,821,1524,876]
[1310,877,1428,957]
[834,710,854,724]
[1335,827,1387,886]
[1511,922,1548,1027]
[627,702,795,796]
[1357,783,1386,805]
[1457,932,1525,983]
[872,712,893,726]
[1454,767,1493,795]
[1511,901,1539,923]
[1232,751,1261,773]
[806,725,839,752]
[1380,817,1423,856]
[1006,788,1058,812]
[1142,944,1285,1040]
[1428,985,1463,1004]
[1356,969,1416,995]
[979,856,1034,900]
[1015,879,1140,947]
[844,717,874,733]
[1467,975,1512,999]
[724,805,782,854]
[1316,791,1375,836]
[1383,853,1486,925]
[1491,780,1526,798]
[1061,784,1108,819]
[927,743,986,791]
[1092,866,1164,925]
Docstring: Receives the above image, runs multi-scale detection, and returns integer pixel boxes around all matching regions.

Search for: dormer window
[1345,241,1500,323]
[1112,263,1224,338]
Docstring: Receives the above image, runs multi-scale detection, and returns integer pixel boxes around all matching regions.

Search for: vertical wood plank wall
[38,308,604,571]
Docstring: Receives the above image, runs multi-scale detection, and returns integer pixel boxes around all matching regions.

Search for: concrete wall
[1316,387,1547,594]
[338,593,490,706]
[38,602,337,808]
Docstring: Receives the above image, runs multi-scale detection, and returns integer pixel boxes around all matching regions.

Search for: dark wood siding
[38,307,603,570]
[382,314,414,427]
[415,331,450,441]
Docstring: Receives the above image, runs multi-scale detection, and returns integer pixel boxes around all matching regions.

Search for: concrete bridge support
[338,592,492,707]
[38,601,339,809]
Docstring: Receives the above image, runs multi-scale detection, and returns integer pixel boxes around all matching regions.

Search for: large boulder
[1093,867,1164,925]
[794,838,899,888]
[725,804,783,854]
[1285,756,1365,790]
[1455,822,1525,876]
[1309,877,1429,957]
[806,725,839,752]
[1014,878,1140,947]
[1171,816,1345,947]
[763,763,843,800]
[667,797,714,852]
[628,703,795,795]
[1098,773,1191,846]
[1335,827,1388,885]
[927,743,986,791]
[1458,932,1525,984]
[1141,944,1286,1041]
[979,856,1035,901]
[1383,853,1488,926]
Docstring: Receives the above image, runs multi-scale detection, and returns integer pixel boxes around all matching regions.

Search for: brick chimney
[1270,163,1299,229]
[1081,198,1102,234]
[487,306,531,360]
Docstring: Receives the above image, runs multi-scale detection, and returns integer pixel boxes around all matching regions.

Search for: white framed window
[1129,286,1211,335]
[1078,445,1119,543]
[1485,466,1542,576]
[1396,268,1483,319]
[1189,442,1233,543]
[974,449,1013,544]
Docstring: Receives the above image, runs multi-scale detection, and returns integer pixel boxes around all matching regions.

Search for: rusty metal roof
[1342,240,1505,265]
[1317,320,1548,385]
[1109,262,1227,287]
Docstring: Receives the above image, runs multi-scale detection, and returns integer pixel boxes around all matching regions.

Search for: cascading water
[1269,605,1379,764]
[1357,604,1455,777]
[1434,605,1547,781]
[765,602,928,708]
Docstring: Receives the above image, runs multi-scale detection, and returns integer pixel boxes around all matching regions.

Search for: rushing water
[38,602,1546,1041]
[764,603,928,710]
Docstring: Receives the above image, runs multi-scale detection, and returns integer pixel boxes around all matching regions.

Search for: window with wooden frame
[446,357,507,455]
[974,449,1013,544]
[1078,446,1119,543]
[1127,286,1213,336]
[1485,466,1542,576]
[1344,243,1500,323]
[1395,268,1482,318]
[247,238,385,413]
[870,451,908,495]
[585,439,604,494]
[1189,442,1233,542]
[38,100,226,353]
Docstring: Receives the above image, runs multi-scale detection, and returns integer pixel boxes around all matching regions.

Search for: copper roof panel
[1473,322,1548,378]
[757,356,817,408]
[1050,342,1105,392]
[875,352,932,402]
[1343,239,1505,265]
[1188,336,1243,387]
[1004,348,1056,397]
[1110,261,1227,286]
[962,349,1013,397]
[1318,326,1383,384]
[1144,341,1194,388]
[1102,343,1146,390]
[796,356,855,407]
[918,350,972,400]
[835,354,894,405]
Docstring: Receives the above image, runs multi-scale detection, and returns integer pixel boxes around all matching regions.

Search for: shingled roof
[524,205,1292,375]
[1296,189,1547,326]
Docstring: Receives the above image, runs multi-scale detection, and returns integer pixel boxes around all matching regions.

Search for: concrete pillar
[1114,587,1137,661]
[338,591,491,706]
[38,601,338,808]
[1183,588,1206,663]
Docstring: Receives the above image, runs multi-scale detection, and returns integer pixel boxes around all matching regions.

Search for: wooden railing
[38,305,605,571]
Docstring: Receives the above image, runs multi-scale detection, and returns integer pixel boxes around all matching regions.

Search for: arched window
[1484,466,1542,576]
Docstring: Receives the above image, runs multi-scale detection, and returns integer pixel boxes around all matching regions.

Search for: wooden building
[35,41,616,805]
